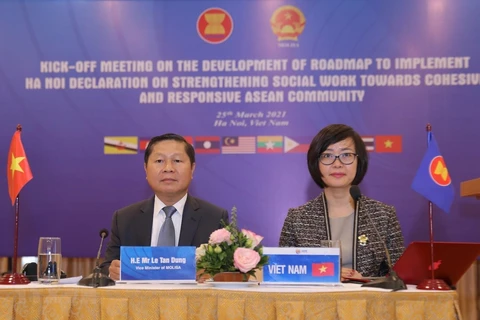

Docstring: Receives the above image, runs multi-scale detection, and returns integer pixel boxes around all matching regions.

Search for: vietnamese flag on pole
[7,129,33,205]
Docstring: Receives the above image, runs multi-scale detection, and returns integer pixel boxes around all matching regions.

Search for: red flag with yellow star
[375,135,402,153]
[7,130,33,205]
[312,262,334,276]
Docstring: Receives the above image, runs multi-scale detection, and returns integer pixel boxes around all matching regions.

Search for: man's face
[144,140,195,202]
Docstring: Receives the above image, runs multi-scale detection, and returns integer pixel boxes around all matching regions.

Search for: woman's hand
[341,267,362,281]
[196,269,211,283]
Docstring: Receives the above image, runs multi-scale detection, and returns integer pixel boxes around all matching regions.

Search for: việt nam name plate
[262,247,341,284]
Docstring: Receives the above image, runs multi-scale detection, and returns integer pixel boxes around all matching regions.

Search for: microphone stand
[78,231,115,288]
[356,197,407,291]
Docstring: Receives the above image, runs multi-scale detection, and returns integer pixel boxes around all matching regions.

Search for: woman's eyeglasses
[319,153,357,165]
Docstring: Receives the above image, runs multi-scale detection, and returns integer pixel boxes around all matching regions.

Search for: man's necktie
[157,206,177,246]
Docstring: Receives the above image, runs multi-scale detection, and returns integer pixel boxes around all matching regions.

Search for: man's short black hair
[144,133,195,165]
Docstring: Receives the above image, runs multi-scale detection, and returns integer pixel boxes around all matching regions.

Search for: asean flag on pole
[311,262,334,276]
[7,129,33,205]
[411,132,454,213]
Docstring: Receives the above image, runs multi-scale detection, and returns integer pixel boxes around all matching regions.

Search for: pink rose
[233,248,261,273]
[242,229,264,248]
[208,228,232,245]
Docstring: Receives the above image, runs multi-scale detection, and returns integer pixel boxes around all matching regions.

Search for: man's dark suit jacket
[100,195,228,274]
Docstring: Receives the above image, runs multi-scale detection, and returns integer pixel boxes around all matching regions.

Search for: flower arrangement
[196,207,268,280]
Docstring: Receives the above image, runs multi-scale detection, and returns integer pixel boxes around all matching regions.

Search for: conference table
[0,281,462,320]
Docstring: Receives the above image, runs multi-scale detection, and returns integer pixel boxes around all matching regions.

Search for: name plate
[120,246,196,282]
[262,247,341,284]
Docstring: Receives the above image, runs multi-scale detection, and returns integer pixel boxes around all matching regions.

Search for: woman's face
[318,137,358,189]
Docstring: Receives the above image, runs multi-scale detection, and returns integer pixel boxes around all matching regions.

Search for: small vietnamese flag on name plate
[312,262,335,277]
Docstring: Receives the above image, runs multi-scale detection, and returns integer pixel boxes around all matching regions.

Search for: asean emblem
[270,5,306,42]
[429,156,451,187]
[197,8,233,44]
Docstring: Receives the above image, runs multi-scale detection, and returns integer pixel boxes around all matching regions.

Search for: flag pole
[416,124,449,290]
[0,125,30,285]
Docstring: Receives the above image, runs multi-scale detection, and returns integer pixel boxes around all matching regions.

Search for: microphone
[349,186,406,291]
[77,228,116,288]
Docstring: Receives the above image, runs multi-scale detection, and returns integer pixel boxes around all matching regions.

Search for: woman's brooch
[358,234,368,246]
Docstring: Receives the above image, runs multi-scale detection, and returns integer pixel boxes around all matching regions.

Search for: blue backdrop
[1,0,479,257]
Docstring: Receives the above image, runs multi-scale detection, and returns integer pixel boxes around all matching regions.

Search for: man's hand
[109,260,121,280]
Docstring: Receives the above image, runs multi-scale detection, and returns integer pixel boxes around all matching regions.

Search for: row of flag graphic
[104,135,403,155]
[101,132,453,213]
[2,128,454,215]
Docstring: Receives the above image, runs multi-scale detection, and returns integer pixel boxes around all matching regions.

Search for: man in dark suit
[100,133,228,280]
